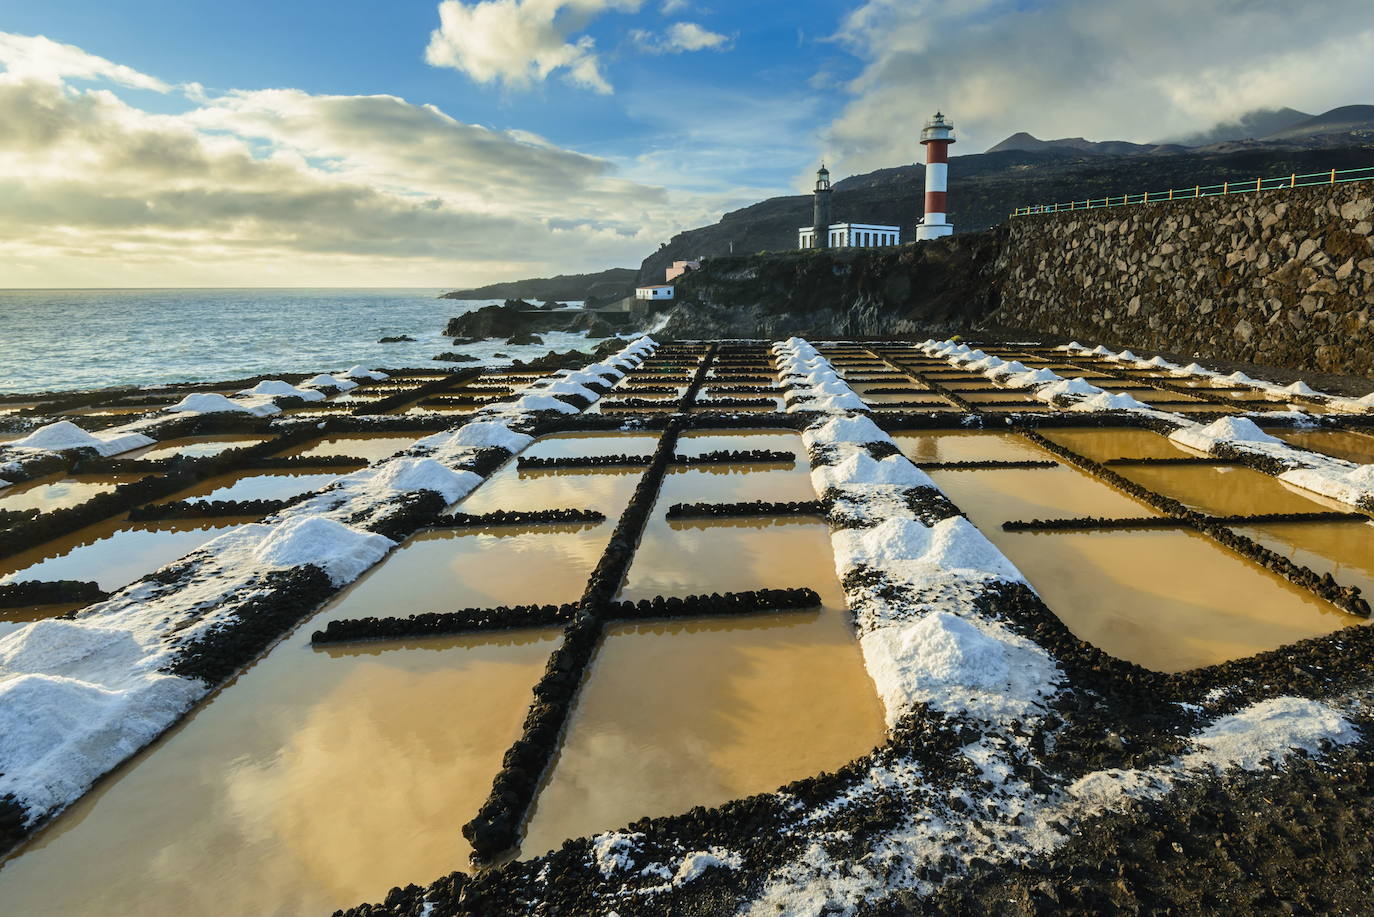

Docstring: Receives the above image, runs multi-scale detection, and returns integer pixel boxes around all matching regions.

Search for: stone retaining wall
[992,183,1374,376]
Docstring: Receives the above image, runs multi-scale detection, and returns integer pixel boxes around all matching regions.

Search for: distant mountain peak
[1166,107,1313,146]
[984,133,1153,157]
[1263,104,1374,140]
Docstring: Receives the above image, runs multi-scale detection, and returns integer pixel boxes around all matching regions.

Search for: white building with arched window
[798,222,900,250]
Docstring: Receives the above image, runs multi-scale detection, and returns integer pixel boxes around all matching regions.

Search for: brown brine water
[929,466,1152,527]
[520,517,884,855]
[280,433,424,461]
[1235,520,1374,599]
[1036,428,1194,462]
[1274,430,1374,465]
[0,526,601,915]
[892,431,1052,465]
[1113,464,1341,516]
[991,528,1362,671]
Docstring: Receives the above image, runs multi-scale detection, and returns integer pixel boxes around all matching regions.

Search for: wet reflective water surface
[125,435,273,460]
[1274,429,1374,465]
[1235,520,1374,600]
[892,431,1050,464]
[989,528,1361,672]
[1114,464,1339,516]
[166,470,342,503]
[0,517,259,590]
[0,475,139,513]
[1037,428,1193,462]
[929,467,1154,532]
[0,559,560,915]
[521,519,884,856]
[281,434,422,461]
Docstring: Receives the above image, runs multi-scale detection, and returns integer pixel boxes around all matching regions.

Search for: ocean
[0,288,614,394]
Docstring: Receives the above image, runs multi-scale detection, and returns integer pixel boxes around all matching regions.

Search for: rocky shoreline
[444,299,636,346]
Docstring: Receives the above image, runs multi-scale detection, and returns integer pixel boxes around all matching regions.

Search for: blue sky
[1,0,860,194]
[0,0,1366,286]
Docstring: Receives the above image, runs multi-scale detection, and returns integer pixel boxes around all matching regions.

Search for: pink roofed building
[665,260,700,282]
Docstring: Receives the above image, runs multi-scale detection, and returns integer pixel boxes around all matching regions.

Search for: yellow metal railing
[1010,165,1374,217]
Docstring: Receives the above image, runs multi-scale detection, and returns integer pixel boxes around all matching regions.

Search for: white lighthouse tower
[916,111,955,241]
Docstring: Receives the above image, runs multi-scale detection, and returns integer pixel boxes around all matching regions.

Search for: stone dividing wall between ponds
[991,183,1374,377]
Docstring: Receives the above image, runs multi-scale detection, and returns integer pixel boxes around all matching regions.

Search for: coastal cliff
[657,229,1004,338]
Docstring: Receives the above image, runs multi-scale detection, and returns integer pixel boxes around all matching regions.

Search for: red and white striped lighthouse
[916,111,956,241]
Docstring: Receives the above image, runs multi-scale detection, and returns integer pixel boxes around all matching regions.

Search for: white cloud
[0,32,170,92]
[659,0,690,14]
[632,21,731,54]
[823,0,1374,172]
[0,30,729,287]
[424,0,643,94]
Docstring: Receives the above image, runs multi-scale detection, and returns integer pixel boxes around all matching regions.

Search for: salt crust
[414,420,533,454]
[236,380,326,402]
[333,458,483,506]
[343,365,389,380]
[833,516,1023,586]
[773,341,870,416]
[778,342,1051,726]
[1034,377,1102,399]
[4,420,154,457]
[1064,341,1374,413]
[202,515,395,587]
[1184,696,1359,770]
[301,373,358,391]
[164,392,281,416]
[926,339,1374,510]
[470,335,656,420]
[860,610,1053,727]
[1072,391,1149,412]
[587,831,743,896]
[1170,416,1284,451]
[0,336,658,832]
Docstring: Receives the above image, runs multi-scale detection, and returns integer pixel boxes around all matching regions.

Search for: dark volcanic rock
[377,335,415,343]
[566,312,615,337]
[443,301,535,339]
[505,332,543,346]
[444,300,611,341]
[659,229,1005,338]
[433,352,480,363]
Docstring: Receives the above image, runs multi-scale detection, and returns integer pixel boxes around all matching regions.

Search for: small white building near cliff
[635,284,675,301]
[798,222,900,250]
